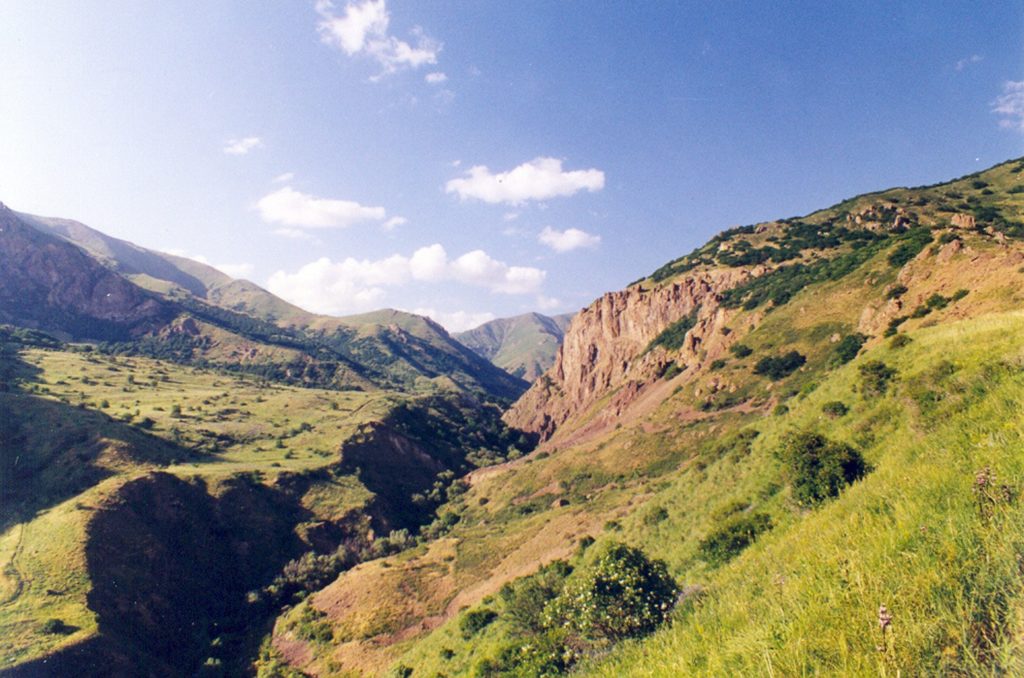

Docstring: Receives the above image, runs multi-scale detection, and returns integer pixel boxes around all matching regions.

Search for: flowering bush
[544,542,678,641]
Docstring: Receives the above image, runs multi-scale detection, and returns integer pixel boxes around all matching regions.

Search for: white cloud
[538,226,602,252]
[256,186,390,229]
[411,308,496,333]
[425,71,447,84]
[535,295,562,311]
[445,157,605,205]
[316,0,440,77]
[955,54,983,71]
[273,172,295,183]
[223,137,263,155]
[266,244,546,316]
[214,263,256,280]
[382,216,408,231]
[502,212,520,221]
[993,81,1024,131]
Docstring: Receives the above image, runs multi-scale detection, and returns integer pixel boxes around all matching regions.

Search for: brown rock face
[504,267,757,440]
[0,204,174,339]
[951,213,976,230]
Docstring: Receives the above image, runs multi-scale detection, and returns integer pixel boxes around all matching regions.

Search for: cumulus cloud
[273,172,295,183]
[955,54,983,71]
[223,137,263,155]
[445,157,605,205]
[257,186,395,229]
[538,226,601,252]
[266,244,545,316]
[993,81,1024,131]
[382,216,408,231]
[425,71,447,84]
[316,0,440,77]
[412,308,496,333]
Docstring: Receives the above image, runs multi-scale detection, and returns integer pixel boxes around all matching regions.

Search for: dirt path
[0,523,26,607]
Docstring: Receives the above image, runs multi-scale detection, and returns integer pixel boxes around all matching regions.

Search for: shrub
[643,505,670,525]
[831,333,867,366]
[709,359,727,371]
[40,618,75,635]
[777,431,870,506]
[821,401,849,418]
[499,560,572,634]
[890,334,913,349]
[859,360,897,397]
[754,351,806,379]
[648,308,700,352]
[885,284,908,299]
[697,512,772,566]
[544,542,678,641]
[951,288,969,301]
[730,343,753,358]
[460,608,498,639]
[887,227,933,267]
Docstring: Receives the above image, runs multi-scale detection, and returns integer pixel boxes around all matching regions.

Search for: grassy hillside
[0,332,533,674]
[456,313,574,381]
[261,157,1024,677]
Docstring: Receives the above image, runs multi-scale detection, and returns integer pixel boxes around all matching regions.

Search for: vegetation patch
[776,431,870,506]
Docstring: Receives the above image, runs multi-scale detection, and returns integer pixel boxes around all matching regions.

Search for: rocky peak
[504,266,758,441]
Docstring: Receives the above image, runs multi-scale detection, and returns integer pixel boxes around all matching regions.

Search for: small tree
[754,351,806,379]
[777,431,869,506]
[545,542,678,641]
[859,360,897,397]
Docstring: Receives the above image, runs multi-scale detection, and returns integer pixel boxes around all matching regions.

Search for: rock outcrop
[504,267,759,441]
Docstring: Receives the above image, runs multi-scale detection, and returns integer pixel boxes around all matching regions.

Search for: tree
[545,542,678,641]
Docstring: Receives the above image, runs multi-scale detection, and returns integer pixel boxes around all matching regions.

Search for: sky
[1,2,1022,332]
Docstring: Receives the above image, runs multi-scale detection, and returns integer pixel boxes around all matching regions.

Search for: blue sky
[1,1,1022,331]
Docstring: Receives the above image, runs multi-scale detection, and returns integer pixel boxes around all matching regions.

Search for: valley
[1,156,1024,677]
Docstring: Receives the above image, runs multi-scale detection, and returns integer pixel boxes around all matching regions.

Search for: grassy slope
[273,158,1024,677]
[0,348,393,667]
[455,313,574,381]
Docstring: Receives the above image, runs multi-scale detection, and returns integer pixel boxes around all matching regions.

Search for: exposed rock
[504,267,759,441]
[951,213,976,230]
[936,238,963,263]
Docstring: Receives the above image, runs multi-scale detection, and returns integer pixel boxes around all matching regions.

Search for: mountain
[5,157,1024,677]
[455,312,574,380]
[2,207,527,402]
[260,157,1024,677]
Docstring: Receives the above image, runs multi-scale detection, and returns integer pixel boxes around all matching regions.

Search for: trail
[0,523,26,607]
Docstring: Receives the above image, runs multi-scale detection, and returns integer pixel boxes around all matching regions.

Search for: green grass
[582,311,1024,676]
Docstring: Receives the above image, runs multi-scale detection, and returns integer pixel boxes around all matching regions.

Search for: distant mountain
[455,312,574,381]
[2,206,527,401]
[0,204,176,340]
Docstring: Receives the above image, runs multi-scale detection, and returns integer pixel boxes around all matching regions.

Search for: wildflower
[878,605,892,631]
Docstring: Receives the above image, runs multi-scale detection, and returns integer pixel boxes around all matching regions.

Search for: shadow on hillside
[0,350,195,533]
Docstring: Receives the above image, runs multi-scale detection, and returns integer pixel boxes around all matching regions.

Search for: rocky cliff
[504,267,760,441]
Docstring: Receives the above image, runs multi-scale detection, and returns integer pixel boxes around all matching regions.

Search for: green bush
[544,542,678,641]
[889,334,913,349]
[777,431,870,506]
[648,309,700,352]
[730,343,753,358]
[887,227,933,267]
[859,360,897,397]
[885,284,908,299]
[831,333,867,366]
[460,608,498,639]
[821,401,849,418]
[697,512,772,566]
[40,618,75,635]
[498,560,572,634]
[754,351,806,379]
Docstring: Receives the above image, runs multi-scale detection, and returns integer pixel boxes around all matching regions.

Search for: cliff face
[0,204,174,340]
[504,267,759,441]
